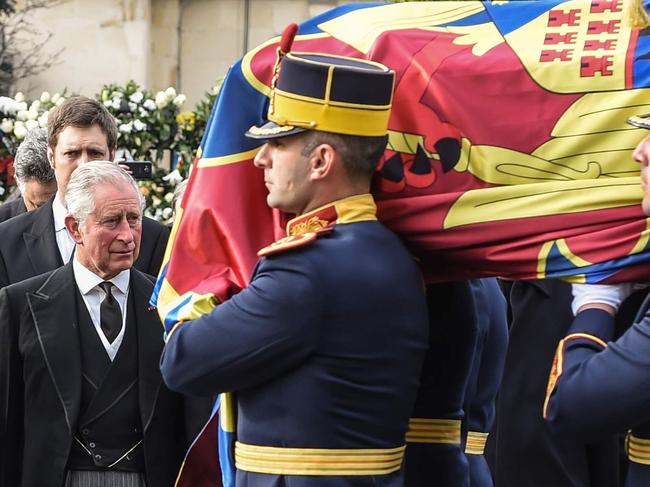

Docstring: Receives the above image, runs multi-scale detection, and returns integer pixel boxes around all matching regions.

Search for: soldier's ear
[309,143,336,181]
[64,215,83,244]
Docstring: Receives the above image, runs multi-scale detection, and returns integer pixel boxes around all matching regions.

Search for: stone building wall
[13,0,369,107]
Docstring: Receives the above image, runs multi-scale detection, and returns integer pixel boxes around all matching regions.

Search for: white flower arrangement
[25,120,39,131]
[13,121,27,140]
[0,79,221,218]
[172,94,186,107]
[0,96,22,116]
[143,99,156,111]
[0,119,14,133]
[129,91,144,104]
[38,111,49,128]
[132,119,147,132]
[1,90,65,158]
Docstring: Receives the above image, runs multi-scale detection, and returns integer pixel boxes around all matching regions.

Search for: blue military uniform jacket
[404,280,480,487]
[161,194,429,486]
[545,294,650,486]
[462,278,508,487]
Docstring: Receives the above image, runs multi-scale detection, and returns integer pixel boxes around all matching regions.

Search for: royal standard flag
[153,2,650,485]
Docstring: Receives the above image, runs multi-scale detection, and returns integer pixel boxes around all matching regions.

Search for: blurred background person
[0,128,56,223]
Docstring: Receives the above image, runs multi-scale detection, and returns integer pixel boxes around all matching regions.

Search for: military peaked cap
[246,52,395,140]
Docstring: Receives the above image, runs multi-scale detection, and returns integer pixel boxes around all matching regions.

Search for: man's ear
[47,146,55,169]
[64,215,83,244]
[109,149,116,161]
[309,143,336,181]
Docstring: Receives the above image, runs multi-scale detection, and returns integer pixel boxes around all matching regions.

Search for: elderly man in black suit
[0,127,56,222]
[0,161,186,487]
[0,96,169,288]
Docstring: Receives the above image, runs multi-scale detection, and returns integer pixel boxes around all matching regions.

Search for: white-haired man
[0,96,169,289]
[0,161,186,487]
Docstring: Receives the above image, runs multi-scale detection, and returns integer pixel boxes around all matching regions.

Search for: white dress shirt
[52,193,76,264]
[73,257,130,361]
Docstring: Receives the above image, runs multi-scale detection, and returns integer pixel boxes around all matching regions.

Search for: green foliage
[0,79,222,221]
[175,79,223,169]
[98,81,183,163]
[97,80,222,224]
[0,91,64,157]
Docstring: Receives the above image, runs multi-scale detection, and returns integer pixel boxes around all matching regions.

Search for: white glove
[571,283,648,315]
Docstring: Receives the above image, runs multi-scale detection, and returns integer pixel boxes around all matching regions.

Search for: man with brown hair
[0,96,169,288]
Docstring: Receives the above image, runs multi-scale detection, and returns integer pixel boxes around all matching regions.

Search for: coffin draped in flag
[152,1,650,486]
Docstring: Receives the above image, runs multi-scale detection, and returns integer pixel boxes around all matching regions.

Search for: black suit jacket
[0,263,186,487]
[0,197,26,223]
[493,280,620,487]
[0,197,169,288]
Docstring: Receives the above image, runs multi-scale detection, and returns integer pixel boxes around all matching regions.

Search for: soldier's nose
[254,144,271,169]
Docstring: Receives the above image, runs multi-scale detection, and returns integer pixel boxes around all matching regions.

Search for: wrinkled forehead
[92,184,142,214]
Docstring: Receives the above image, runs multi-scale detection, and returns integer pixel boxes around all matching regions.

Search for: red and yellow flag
[152,2,650,485]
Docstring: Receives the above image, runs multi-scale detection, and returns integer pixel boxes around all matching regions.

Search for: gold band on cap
[270,89,391,137]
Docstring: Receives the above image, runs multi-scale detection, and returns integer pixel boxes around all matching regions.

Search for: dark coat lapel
[131,270,164,432]
[23,198,64,275]
[26,262,81,435]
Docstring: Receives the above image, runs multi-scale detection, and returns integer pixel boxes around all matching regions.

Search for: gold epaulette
[258,227,333,257]
[543,332,608,418]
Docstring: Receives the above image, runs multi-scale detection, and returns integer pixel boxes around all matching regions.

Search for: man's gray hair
[13,128,55,193]
[65,161,145,227]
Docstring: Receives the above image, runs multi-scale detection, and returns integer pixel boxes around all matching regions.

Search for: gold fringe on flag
[625,0,650,28]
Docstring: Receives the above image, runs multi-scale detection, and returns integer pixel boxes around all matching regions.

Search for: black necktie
[99,281,122,343]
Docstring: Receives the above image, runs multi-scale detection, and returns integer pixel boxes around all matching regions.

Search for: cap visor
[627,114,650,130]
[245,121,307,140]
